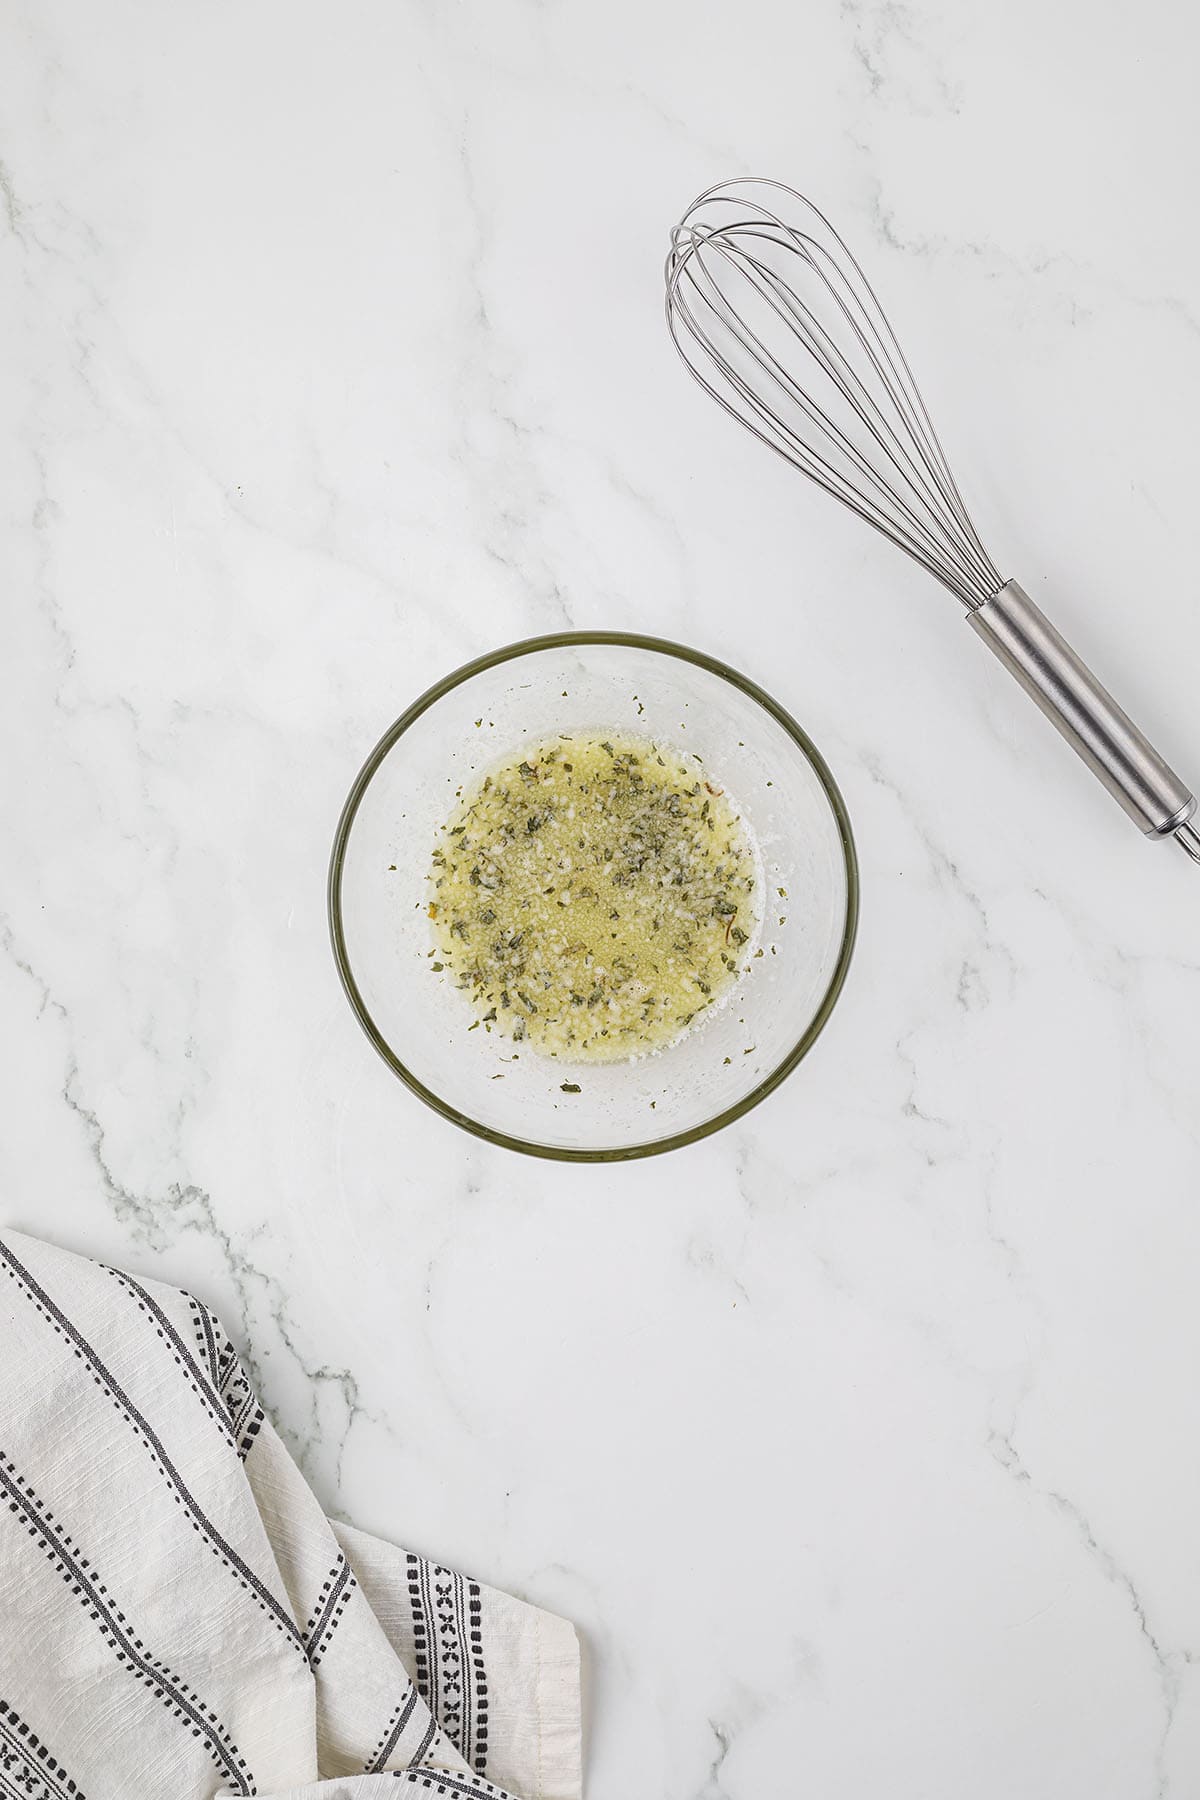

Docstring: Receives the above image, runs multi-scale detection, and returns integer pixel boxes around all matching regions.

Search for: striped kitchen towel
[0,1230,580,1800]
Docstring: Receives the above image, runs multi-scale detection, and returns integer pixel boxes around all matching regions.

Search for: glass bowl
[328,633,857,1161]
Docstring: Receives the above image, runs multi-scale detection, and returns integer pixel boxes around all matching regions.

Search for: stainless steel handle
[968,580,1199,860]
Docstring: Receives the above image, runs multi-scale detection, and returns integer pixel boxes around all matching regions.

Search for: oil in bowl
[329,634,857,1159]
[428,734,761,1063]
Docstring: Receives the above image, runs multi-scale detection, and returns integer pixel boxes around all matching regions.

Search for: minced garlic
[427,733,759,1062]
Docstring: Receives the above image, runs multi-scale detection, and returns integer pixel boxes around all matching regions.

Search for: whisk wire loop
[714,227,992,599]
[665,179,1003,609]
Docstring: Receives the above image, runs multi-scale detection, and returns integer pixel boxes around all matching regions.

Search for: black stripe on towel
[0,1455,254,1797]
[0,1238,300,1655]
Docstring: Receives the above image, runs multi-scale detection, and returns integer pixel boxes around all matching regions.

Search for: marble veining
[3,1,1199,1795]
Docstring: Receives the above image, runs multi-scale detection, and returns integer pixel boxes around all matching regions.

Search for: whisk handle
[968,580,1197,852]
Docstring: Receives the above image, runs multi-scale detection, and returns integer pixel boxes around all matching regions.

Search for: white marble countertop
[3,3,1200,1795]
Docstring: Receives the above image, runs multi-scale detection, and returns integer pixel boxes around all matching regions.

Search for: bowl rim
[328,630,859,1162]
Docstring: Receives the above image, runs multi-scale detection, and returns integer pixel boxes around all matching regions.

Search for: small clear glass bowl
[328,633,858,1161]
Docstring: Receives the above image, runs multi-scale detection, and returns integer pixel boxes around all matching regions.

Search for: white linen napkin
[0,1230,581,1800]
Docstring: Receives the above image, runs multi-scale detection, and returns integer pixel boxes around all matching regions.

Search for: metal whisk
[665,177,1200,865]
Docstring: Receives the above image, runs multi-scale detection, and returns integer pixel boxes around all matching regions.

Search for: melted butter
[428,733,759,1063]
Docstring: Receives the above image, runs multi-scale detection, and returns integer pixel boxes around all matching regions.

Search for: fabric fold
[0,1229,581,1800]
